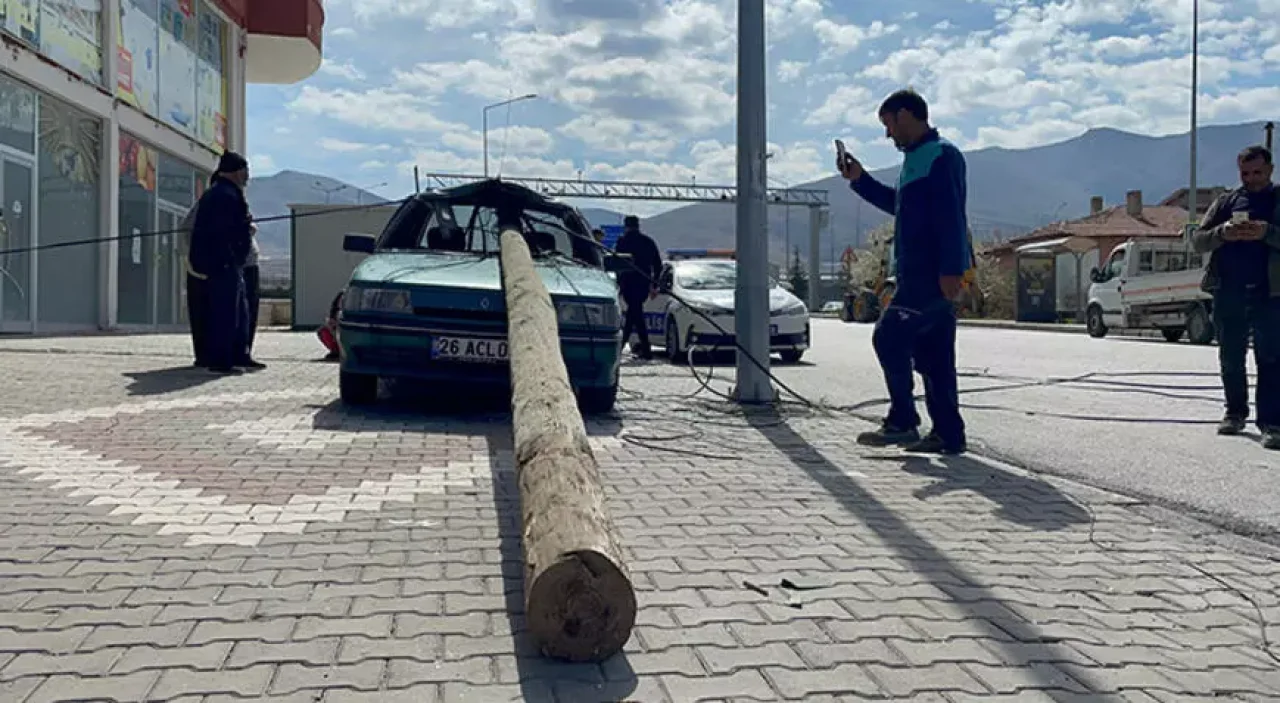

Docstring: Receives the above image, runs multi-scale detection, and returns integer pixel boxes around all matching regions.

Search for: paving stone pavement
[0,334,1278,702]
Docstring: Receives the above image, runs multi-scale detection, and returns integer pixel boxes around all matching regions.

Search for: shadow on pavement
[122,365,219,395]
[747,410,1108,697]
[900,454,1090,531]
[484,434,638,703]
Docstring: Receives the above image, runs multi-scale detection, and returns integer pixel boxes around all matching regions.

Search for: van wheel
[1086,305,1108,338]
[1161,327,1185,343]
[1187,304,1215,345]
[339,371,378,405]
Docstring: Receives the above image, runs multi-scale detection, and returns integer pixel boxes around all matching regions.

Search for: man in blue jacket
[839,90,969,454]
[188,152,253,375]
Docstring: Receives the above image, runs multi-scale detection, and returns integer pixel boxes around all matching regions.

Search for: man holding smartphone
[1192,146,1280,449]
[837,89,970,455]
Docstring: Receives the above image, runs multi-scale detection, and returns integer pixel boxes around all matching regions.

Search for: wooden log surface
[498,226,637,662]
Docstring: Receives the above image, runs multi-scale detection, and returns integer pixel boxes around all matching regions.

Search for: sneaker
[1218,416,1247,436]
[856,423,921,447]
[1263,429,1280,451]
[905,432,967,455]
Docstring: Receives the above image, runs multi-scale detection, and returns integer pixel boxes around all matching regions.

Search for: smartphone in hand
[834,139,847,167]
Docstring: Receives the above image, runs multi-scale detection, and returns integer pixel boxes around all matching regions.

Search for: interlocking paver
[0,334,1278,701]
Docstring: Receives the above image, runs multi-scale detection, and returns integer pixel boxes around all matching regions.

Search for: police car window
[676,262,737,290]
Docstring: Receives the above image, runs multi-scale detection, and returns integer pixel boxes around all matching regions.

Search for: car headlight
[779,301,807,316]
[344,287,412,314]
[685,300,731,315]
[556,301,619,328]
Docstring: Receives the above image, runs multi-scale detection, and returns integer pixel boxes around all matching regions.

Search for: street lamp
[1188,0,1198,227]
[483,93,538,177]
[356,181,388,204]
[313,181,347,204]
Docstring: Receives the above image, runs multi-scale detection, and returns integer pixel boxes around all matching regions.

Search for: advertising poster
[1016,254,1057,323]
[3,0,40,45]
[118,134,157,191]
[195,61,225,150]
[158,28,196,136]
[117,0,159,116]
[39,0,103,84]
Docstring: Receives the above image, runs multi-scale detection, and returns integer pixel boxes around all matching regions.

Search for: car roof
[418,179,584,223]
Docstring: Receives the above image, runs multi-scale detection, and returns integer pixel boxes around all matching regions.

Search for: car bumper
[684,314,810,351]
[338,320,620,389]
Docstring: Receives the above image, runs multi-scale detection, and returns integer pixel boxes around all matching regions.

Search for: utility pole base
[730,384,780,405]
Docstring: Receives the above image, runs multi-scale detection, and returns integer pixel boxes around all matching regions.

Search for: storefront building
[0,0,322,332]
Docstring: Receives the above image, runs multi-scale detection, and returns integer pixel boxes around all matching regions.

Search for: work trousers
[186,274,209,366]
[1213,290,1280,429]
[620,289,651,353]
[872,297,966,445]
[203,269,248,370]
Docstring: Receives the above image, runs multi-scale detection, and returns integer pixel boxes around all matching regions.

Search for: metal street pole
[1188,0,1198,230]
[482,94,538,178]
[733,0,773,404]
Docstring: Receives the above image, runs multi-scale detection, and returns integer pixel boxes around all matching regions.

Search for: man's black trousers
[1214,290,1280,429]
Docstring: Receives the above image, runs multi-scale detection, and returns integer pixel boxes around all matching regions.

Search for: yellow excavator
[840,228,981,323]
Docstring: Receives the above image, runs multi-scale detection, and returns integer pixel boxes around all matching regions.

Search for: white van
[1085,239,1213,343]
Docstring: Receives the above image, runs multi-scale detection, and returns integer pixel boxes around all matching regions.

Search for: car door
[645,263,674,341]
[1095,247,1127,327]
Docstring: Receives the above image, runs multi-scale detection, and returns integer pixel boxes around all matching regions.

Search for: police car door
[645,263,674,342]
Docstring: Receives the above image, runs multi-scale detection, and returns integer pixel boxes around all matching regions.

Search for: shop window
[0,75,37,155]
[196,1,227,150]
[158,151,196,208]
[37,94,102,327]
[1,1,104,85]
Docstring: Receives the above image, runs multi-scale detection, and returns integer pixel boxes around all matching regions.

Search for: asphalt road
[757,319,1280,541]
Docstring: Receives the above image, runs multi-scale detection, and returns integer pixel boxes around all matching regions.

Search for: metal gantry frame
[416,172,832,311]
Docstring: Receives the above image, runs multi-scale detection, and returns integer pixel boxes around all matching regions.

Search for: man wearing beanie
[188,151,254,374]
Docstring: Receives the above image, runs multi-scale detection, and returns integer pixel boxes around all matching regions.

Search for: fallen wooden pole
[498,223,636,662]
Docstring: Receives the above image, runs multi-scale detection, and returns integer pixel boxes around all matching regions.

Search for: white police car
[632,257,810,363]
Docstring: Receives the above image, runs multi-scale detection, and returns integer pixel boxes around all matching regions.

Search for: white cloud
[318,59,365,82]
[813,18,898,57]
[250,154,277,173]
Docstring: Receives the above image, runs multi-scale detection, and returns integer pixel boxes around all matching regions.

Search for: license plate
[770,324,778,336]
[431,336,509,363]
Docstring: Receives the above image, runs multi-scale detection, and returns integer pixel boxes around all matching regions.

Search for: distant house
[1159,186,1229,216]
[982,189,1191,318]
[984,189,1190,269]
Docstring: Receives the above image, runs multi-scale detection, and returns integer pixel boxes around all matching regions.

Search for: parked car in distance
[628,258,810,363]
[337,180,624,412]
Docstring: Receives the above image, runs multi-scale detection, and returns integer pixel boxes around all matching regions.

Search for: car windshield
[392,203,597,265]
[676,262,737,290]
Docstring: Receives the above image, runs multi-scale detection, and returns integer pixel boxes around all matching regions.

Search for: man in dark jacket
[613,215,662,359]
[188,151,253,375]
[840,89,970,455]
[1192,145,1280,450]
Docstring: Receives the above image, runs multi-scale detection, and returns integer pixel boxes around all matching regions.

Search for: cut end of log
[526,549,637,662]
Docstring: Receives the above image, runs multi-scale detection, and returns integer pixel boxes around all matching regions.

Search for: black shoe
[1263,429,1280,451]
[193,359,209,369]
[856,423,921,447]
[905,432,967,455]
[209,366,243,375]
[1218,416,1247,436]
[237,360,267,370]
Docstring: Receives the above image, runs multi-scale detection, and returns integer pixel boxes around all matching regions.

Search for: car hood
[350,252,618,300]
[683,287,801,310]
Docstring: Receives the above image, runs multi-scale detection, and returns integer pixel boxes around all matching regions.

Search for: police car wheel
[665,319,685,364]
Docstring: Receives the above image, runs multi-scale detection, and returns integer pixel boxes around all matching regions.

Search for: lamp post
[1188,0,1198,228]
[483,94,538,178]
[356,181,387,205]
[313,182,347,204]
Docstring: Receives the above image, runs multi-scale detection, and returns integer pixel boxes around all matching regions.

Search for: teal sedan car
[337,180,624,413]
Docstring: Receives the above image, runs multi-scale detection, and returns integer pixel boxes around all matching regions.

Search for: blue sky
[246,0,1280,214]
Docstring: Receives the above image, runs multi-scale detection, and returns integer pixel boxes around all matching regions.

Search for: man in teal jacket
[839,90,970,454]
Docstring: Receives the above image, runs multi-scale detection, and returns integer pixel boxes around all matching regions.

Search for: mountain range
[247,120,1272,263]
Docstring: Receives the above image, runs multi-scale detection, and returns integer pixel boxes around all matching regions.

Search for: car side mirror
[603,253,631,273]
[1088,267,1102,283]
[343,233,375,253]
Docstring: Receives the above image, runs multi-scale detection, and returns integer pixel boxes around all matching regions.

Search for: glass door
[0,157,35,332]
[155,205,183,327]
